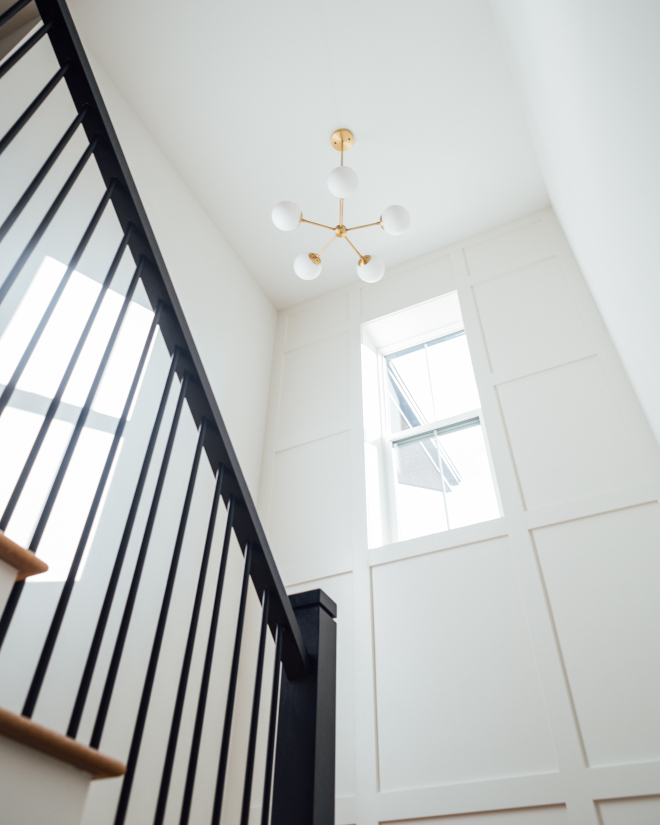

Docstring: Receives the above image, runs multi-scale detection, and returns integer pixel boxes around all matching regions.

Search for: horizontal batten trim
[369,518,508,568]
[376,771,563,822]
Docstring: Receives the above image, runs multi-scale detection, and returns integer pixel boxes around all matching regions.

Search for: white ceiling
[68,0,548,308]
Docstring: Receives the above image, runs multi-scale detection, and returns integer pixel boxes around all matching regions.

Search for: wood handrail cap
[0,706,125,779]
[0,531,48,580]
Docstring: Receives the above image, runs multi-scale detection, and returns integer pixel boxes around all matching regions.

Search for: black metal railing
[0,1,336,823]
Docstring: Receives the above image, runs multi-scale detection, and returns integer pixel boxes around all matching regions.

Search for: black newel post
[271,589,337,825]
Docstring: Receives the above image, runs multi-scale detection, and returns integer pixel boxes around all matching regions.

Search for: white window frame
[376,327,497,544]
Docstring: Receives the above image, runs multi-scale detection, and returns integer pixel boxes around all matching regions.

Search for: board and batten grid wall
[257,206,660,825]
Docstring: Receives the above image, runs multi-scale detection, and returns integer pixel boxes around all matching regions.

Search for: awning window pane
[426,334,480,420]
[387,346,433,432]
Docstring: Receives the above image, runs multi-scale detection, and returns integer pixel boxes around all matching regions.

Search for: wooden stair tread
[0,531,47,580]
[0,706,125,779]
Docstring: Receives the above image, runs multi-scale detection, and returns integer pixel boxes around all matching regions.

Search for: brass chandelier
[271,129,411,283]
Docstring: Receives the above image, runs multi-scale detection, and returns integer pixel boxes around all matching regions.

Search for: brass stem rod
[347,221,382,231]
[301,217,335,231]
[317,235,337,255]
[340,198,343,225]
[344,235,364,259]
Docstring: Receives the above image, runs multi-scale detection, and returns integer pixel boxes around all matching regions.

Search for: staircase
[0,1,336,823]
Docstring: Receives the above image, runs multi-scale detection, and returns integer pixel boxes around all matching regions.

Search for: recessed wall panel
[597,795,660,825]
[288,572,356,799]
[286,293,349,345]
[534,505,660,767]
[473,258,590,377]
[497,357,643,510]
[270,433,351,582]
[385,805,568,825]
[372,537,557,791]
[463,221,552,281]
[277,331,350,451]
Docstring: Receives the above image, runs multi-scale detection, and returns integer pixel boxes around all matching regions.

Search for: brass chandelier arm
[347,220,382,231]
[317,235,337,255]
[301,217,335,231]
[344,235,365,260]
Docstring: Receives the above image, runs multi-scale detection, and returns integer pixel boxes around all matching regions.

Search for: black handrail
[32,0,309,681]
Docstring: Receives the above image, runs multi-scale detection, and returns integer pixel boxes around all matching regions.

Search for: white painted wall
[490,0,660,451]
[86,57,277,494]
[258,208,660,825]
[0,735,91,825]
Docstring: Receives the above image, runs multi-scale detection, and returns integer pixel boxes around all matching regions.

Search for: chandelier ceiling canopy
[272,129,410,283]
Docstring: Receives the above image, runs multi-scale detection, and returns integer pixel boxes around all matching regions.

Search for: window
[0,256,155,581]
[362,293,500,546]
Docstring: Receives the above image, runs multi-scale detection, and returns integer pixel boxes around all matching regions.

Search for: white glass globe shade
[272,200,301,231]
[294,253,322,281]
[357,254,385,283]
[327,166,359,198]
[381,205,411,235]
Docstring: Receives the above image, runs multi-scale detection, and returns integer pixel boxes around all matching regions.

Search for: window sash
[384,329,466,362]
[386,409,482,444]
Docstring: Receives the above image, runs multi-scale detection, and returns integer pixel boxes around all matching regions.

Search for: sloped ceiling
[492,0,660,446]
[67,0,548,308]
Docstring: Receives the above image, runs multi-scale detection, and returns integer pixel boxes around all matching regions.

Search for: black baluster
[68,347,181,738]
[153,464,224,825]
[0,0,32,28]
[114,417,207,825]
[0,262,142,650]
[211,542,253,825]
[0,137,98,307]
[0,222,130,531]
[0,63,70,156]
[0,21,53,81]
[261,624,283,825]
[240,588,271,825]
[0,108,87,245]
[179,495,235,825]
[90,371,191,749]
[21,304,162,718]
